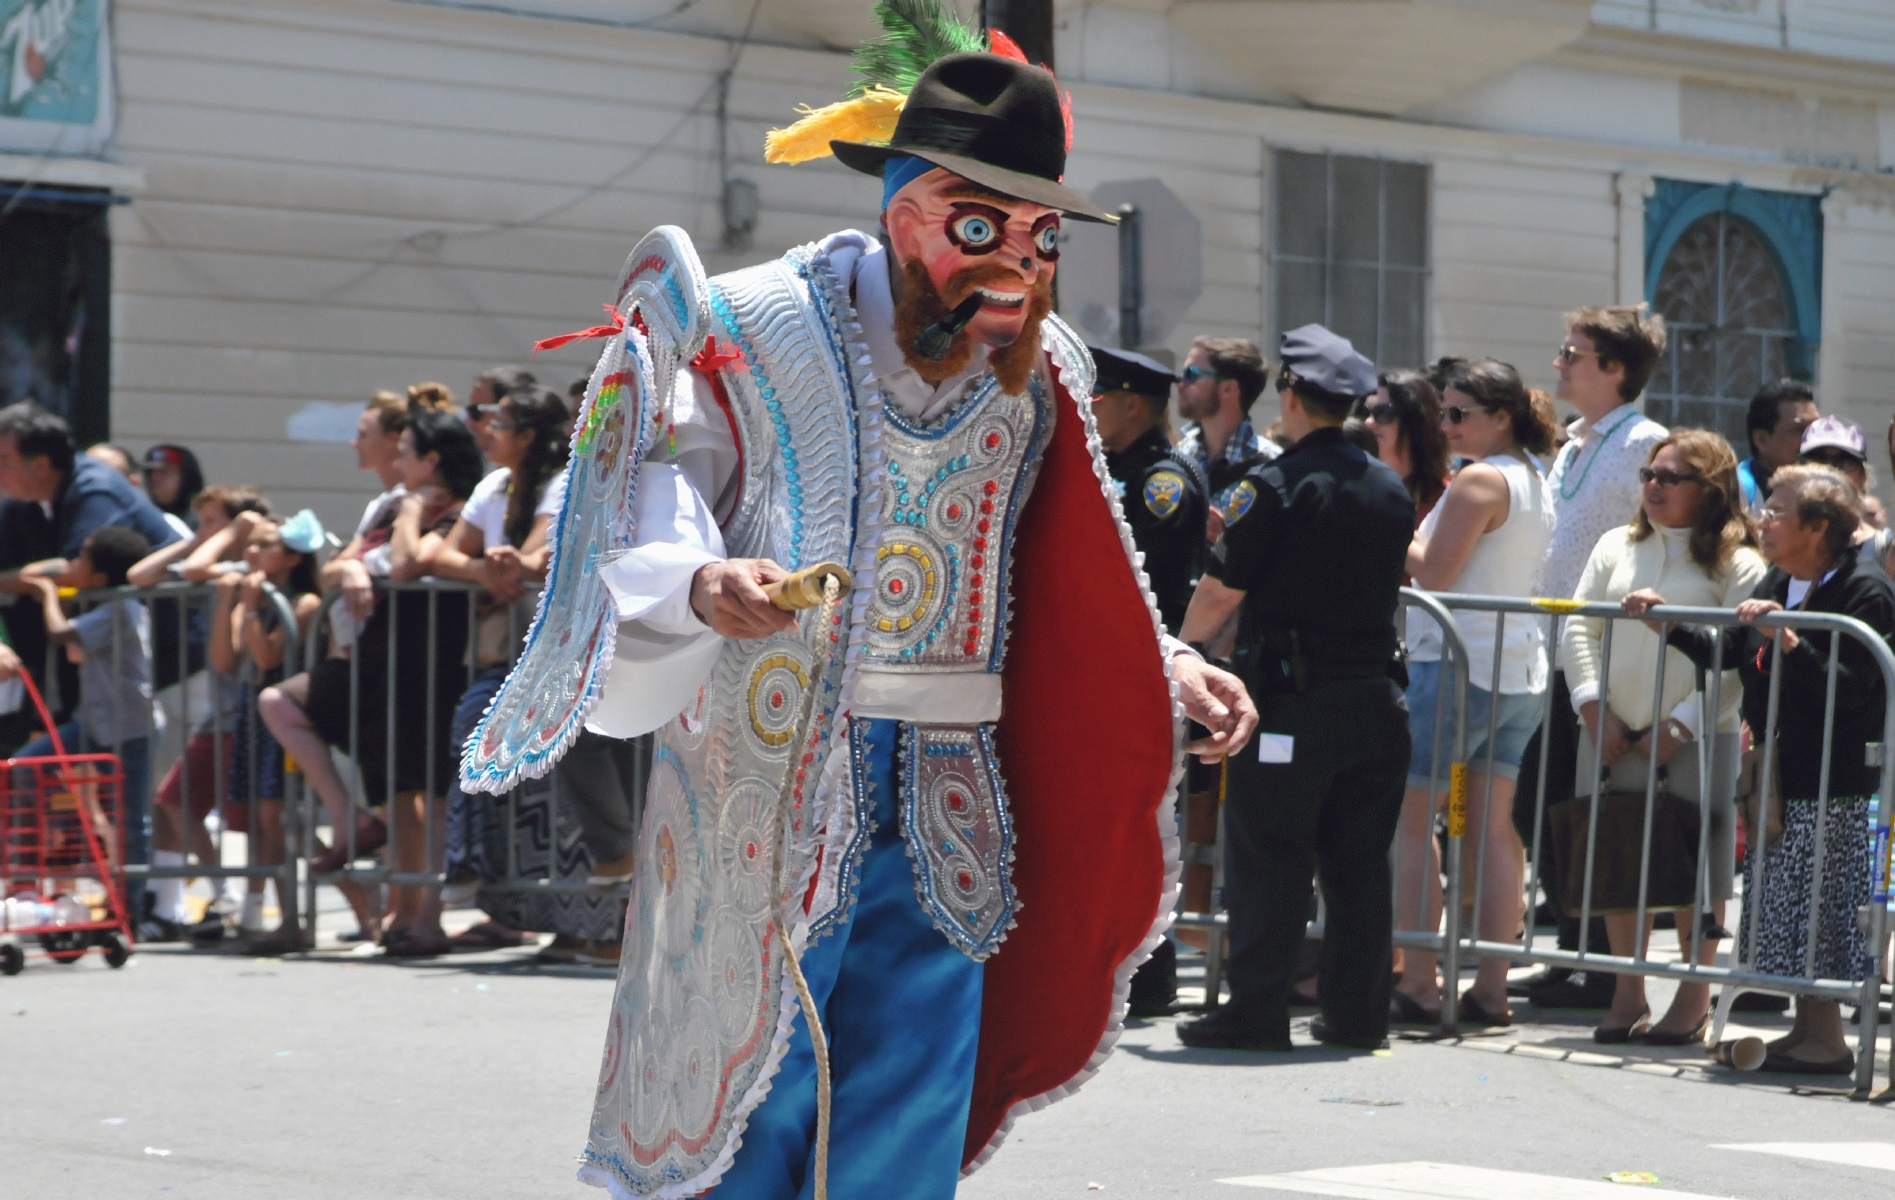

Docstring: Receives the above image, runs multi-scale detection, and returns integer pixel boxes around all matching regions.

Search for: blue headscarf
[881,154,936,210]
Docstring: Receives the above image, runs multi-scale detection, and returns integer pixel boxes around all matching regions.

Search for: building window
[1643,180,1821,448]
[1272,150,1429,370]
[1646,214,1799,444]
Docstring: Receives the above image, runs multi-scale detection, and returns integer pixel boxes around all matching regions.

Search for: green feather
[849,0,985,97]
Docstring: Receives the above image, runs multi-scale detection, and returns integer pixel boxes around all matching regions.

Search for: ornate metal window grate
[1645,211,1800,447]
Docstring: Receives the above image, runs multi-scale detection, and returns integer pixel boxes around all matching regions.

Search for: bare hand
[215,570,244,604]
[691,559,797,639]
[1621,587,1668,633]
[338,559,376,621]
[241,569,267,606]
[1581,700,1633,768]
[480,549,525,603]
[1205,507,1226,545]
[1736,598,1799,652]
[0,643,21,681]
[1174,653,1258,762]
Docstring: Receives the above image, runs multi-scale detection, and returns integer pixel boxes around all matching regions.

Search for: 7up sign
[0,0,105,128]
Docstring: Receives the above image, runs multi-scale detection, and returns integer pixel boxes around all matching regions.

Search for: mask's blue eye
[951,213,998,247]
[1034,222,1059,257]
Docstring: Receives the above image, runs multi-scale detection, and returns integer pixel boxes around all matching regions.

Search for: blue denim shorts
[1404,659,1544,788]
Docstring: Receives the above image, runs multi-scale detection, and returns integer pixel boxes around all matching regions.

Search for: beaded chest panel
[866,375,1049,671]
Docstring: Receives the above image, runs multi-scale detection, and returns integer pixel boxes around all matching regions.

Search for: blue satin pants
[710,719,983,1199]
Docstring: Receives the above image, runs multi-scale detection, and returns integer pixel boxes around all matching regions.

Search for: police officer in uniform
[1175,324,1414,1052]
[1090,346,1208,632]
[1090,344,1210,1017]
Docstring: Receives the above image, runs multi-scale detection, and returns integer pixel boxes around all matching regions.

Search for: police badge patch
[1225,479,1259,525]
[1143,470,1185,519]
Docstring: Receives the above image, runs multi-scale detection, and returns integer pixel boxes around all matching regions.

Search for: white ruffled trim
[960,316,1186,1178]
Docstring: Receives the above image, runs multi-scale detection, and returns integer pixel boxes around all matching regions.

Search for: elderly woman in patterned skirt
[1667,463,1893,1075]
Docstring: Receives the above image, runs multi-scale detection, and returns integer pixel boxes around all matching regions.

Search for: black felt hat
[831,53,1114,223]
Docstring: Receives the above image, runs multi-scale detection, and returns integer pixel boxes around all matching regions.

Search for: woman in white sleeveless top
[1392,360,1557,1026]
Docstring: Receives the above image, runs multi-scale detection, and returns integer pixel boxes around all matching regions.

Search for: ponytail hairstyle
[406,381,459,417]
[1440,358,1556,458]
[501,386,571,547]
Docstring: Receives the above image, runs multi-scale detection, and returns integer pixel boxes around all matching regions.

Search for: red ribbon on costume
[690,335,743,376]
[533,303,626,354]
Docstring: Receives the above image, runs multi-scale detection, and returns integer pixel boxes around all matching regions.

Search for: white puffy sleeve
[586,368,739,738]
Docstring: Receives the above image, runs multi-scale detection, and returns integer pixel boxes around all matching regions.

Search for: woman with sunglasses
[1392,359,1556,1026]
[1358,369,1453,522]
[1566,431,1764,1045]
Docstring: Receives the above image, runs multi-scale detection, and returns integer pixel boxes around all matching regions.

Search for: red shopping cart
[0,668,132,975]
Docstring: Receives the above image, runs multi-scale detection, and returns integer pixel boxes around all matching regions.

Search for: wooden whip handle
[764,562,853,611]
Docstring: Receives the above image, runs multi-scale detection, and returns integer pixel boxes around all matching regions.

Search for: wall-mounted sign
[0,0,113,157]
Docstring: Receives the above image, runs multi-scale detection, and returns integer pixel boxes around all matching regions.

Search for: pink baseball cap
[1801,415,1866,461]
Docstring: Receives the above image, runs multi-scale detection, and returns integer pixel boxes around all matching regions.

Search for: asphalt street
[7,914,1895,1199]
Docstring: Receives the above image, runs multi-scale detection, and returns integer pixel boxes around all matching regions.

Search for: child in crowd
[213,510,325,954]
[136,485,274,941]
[18,526,157,918]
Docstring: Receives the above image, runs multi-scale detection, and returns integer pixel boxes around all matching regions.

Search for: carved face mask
[883,166,1060,388]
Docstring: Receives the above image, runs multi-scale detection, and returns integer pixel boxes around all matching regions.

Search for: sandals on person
[1640,1011,1710,1047]
[448,921,526,951]
[1593,1007,1651,1045]
[1759,1048,1856,1076]
[1457,993,1514,1028]
[1390,990,1442,1026]
[382,928,452,959]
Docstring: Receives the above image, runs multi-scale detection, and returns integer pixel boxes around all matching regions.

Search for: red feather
[987,28,1029,62]
[1060,88,1073,152]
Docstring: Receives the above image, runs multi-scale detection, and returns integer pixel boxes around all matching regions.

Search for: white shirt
[1538,405,1668,602]
[354,484,406,538]
[1406,454,1555,693]
[461,468,567,550]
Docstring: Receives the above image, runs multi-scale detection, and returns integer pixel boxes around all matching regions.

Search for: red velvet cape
[971,369,1176,1165]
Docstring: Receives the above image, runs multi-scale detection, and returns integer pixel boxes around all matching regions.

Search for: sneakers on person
[1527,970,1615,1010]
[575,940,623,968]
[185,914,227,945]
[136,913,182,943]
[1176,1007,1291,1052]
[586,854,637,886]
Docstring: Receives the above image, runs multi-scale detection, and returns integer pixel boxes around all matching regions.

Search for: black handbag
[1547,727,1704,914]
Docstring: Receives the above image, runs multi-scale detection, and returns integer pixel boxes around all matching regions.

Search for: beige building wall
[98,0,1895,536]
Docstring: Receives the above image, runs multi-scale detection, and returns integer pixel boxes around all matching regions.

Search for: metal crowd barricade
[23,580,308,938]
[1173,589,1474,1018]
[1419,592,1895,1098]
[294,577,644,944]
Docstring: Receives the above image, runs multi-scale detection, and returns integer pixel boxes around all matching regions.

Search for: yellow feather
[764,86,906,165]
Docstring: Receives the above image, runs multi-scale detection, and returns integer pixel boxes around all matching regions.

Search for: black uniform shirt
[1108,426,1208,634]
[1206,425,1414,687]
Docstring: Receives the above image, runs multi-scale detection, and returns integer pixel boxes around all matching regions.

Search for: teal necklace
[1557,405,1640,501]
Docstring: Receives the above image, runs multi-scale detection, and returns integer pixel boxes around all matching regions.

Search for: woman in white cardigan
[1562,429,1766,1045]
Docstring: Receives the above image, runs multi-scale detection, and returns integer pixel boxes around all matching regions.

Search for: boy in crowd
[19,526,157,920]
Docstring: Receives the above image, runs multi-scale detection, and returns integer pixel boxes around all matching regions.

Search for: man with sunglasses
[1513,305,1669,1012]
[1176,336,1281,541]
[466,364,536,458]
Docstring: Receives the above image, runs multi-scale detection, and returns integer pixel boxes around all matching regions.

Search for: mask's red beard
[894,258,1054,395]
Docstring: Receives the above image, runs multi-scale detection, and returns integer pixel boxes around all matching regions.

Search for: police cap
[1089,345,1177,402]
[1279,323,1376,400]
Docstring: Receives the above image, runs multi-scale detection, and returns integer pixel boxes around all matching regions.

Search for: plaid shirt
[1177,418,1282,509]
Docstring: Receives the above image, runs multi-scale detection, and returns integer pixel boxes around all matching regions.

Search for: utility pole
[981,0,1054,69]
[1118,203,1143,350]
